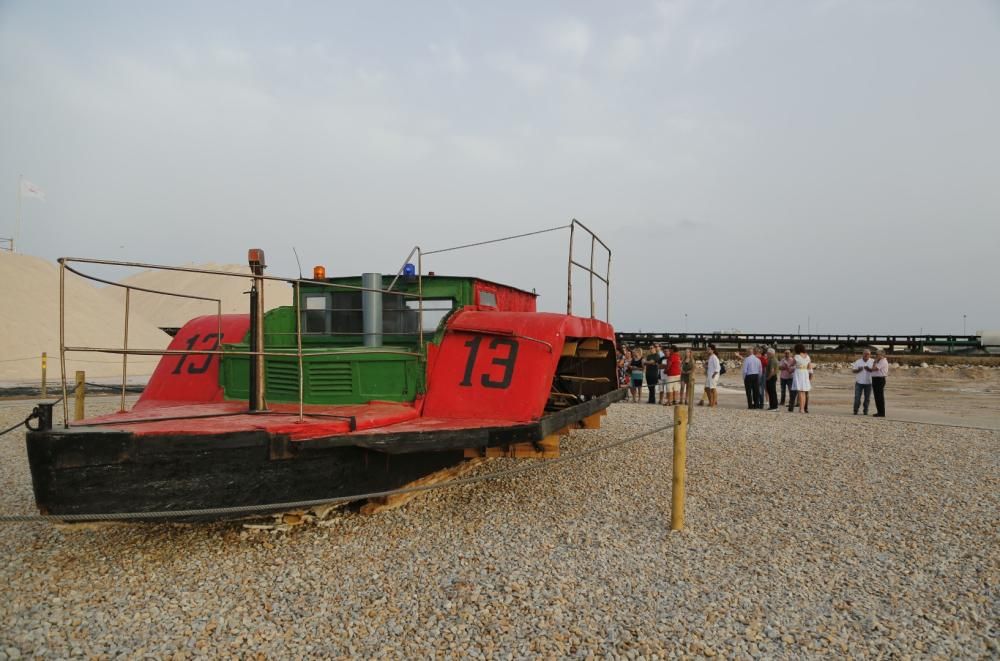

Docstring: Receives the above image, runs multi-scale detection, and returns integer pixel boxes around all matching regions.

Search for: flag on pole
[20,178,45,201]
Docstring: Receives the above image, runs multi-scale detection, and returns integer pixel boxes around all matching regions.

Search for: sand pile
[99,263,292,328]
[0,252,170,381]
[1,253,295,383]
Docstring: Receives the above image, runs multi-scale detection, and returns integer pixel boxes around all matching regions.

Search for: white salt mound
[0,254,293,383]
[0,252,169,381]
[99,262,292,328]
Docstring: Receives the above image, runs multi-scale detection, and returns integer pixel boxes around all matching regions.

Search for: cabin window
[478,290,497,308]
[383,293,418,335]
[302,290,450,339]
[303,294,330,333]
[330,292,362,335]
[406,299,454,332]
[302,291,363,336]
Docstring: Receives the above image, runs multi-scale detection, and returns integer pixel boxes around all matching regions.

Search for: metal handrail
[566,218,611,320]
[405,219,612,322]
[58,257,429,428]
[61,261,225,413]
[57,221,614,427]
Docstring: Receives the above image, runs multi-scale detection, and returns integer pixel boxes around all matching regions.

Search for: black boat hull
[25,389,627,519]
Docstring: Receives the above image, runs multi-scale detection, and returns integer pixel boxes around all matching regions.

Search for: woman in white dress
[791,343,812,413]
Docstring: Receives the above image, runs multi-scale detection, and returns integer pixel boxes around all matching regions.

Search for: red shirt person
[663,346,683,406]
[667,351,681,377]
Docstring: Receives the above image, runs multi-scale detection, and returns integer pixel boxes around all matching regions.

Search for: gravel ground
[0,397,997,659]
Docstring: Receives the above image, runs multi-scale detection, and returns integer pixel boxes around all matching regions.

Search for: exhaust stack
[362,272,383,348]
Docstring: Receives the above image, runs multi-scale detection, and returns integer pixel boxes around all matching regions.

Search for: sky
[1,0,998,335]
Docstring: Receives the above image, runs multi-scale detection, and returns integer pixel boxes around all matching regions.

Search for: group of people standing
[740,344,890,415]
[618,344,696,406]
[849,348,890,417]
[741,344,815,413]
[616,343,722,407]
[617,342,892,417]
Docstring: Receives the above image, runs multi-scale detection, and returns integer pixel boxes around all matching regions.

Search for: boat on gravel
[25,220,623,519]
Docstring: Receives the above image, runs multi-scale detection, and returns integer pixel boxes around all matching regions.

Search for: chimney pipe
[362,272,383,348]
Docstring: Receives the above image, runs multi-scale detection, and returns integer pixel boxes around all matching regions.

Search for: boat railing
[57,257,425,428]
[387,218,612,322]
[564,218,611,320]
[58,219,613,428]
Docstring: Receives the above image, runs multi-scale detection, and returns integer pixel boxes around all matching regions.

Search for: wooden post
[74,370,85,421]
[41,352,47,398]
[671,405,688,531]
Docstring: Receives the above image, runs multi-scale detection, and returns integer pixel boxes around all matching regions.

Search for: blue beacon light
[403,263,416,277]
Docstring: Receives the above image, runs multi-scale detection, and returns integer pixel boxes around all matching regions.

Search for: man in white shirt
[701,344,721,408]
[851,349,874,415]
[871,350,890,417]
[741,348,763,409]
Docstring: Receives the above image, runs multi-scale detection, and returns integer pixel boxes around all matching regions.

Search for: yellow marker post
[41,352,47,398]
[74,370,85,421]
[671,404,688,531]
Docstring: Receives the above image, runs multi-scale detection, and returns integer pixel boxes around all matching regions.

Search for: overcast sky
[2,1,998,334]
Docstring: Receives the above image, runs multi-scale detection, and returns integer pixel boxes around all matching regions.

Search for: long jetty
[615,332,992,354]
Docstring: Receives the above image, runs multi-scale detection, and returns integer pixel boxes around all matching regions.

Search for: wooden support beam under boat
[463,428,563,460]
[361,458,489,515]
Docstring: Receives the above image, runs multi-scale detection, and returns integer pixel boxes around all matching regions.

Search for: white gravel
[0,397,997,658]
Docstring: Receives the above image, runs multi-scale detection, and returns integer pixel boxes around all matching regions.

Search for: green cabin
[220,274,537,406]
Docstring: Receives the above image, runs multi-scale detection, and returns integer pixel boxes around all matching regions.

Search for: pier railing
[616,332,991,354]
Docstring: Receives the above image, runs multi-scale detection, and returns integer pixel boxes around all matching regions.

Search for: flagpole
[16,174,22,253]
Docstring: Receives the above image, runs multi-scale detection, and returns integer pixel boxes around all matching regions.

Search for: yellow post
[41,352,47,398]
[671,404,688,531]
[74,370,85,421]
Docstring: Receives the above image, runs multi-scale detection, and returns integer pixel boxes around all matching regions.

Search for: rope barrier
[0,421,675,523]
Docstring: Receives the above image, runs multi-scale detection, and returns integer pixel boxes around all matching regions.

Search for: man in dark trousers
[741,348,763,409]
[643,348,661,404]
[871,349,889,417]
[765,347,779,410]
[851,349,874,415]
